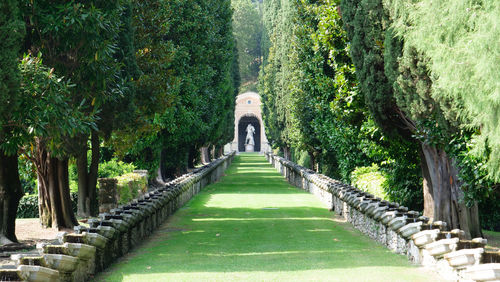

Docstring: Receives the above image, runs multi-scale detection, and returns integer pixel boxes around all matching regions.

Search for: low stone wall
[0,152,235,282]
[265,152,500,282]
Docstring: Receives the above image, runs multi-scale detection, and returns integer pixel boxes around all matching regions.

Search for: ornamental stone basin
[381,211,401,225]
[18,265,60,282]
[372,206,389,221]
[62,233,85,245]
[357,200,371,211]
[63,243,96,260]
[399,221,423,238]
[425,238,459,257]
[481,250,500,264]
[365,201,382,216]
[464,263,500,281]
[411,229,441,247]
[0,268,22,282]
[96,225,116,239]
[82,232,108,249]
[444,248,484,269]
[42,254,79,273]
[122,210,142,225]
[421,221,448,232]
[388,216,407,231]
[11,254,44,267]
[119,213,136,225]
[108,218,128,232]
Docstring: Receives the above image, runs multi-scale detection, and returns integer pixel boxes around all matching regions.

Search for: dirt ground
[0,219,73,263]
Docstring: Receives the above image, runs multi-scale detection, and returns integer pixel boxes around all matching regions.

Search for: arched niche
[238,115,261,152]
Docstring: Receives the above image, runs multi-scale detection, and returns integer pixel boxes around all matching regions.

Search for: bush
[68,158,136,193]
[17,192,78,218]
[99,158,136,178]
[16,194,39,218]
[350,164,389,200]
[116,172,148,204]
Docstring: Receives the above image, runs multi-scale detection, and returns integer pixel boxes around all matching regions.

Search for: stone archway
[238,115,261,152]
[224,92,271,154]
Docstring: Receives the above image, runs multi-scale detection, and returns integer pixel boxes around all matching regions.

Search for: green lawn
[95,154,442,281]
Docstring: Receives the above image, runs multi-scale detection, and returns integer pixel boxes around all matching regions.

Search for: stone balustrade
[0,151,235,282]
[265,152,500,282]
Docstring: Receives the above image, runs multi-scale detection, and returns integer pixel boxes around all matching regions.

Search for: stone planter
[365,202,380,216]
[398,221,423,238]
[388,216,406,231]
[18,265,60,282]
[444,248,484,269]
[82,232,108,249]
[411,229,441,247]
[109,219,128,232]
[381,211,398,225]
[464,263,500,281]
[63,243,96,260]
[97,225,116,239]
[42,254,79,273]
[425,238,459,257]
[372,206,389,221]
[0,267,22,282]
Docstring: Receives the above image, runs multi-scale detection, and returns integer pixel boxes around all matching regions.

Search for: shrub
[116,172,148,205]
[350,164,389,200]
[99,158,136,178]
[16,194,39,218]
[17,192,78,218]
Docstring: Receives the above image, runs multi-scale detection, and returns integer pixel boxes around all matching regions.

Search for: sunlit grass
[95,154,442,281]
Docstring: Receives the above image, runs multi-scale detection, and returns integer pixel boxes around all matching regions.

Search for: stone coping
[265,152,499,282]
[0,151,235,282]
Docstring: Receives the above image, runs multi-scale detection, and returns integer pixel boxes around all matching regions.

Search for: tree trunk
[77,131,100,218]
[0,152,23,245]
[156,149,168,183]
[214,145,223,158]
[35,140,78,229]
[420,144,482,238]
[283,146,292,160]
[200,147,211,164]
[308,151,317,172]
[187,146,197,169]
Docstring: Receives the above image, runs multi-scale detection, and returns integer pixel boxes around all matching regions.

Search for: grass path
[95,154,442,281]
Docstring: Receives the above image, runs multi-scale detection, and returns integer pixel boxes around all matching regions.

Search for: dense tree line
[232,0,263,92]
[0,0,237,244]
[260,0,499,237]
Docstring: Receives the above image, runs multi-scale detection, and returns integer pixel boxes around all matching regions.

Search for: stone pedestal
[98,178,118,213]
[245,144,254,152]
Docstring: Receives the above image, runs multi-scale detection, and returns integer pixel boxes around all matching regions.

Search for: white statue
[245,124,255,146]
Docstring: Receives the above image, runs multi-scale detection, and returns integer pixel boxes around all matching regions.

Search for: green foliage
[16,194,38,218]
[125,0,237,179]
[17,55,94,153]
[232,0,263,88]
[259,0,423,209]
[351,164,388,200]
[18,154,37,194]
[98,159,136,179]
[17,192,78,218]
[116,173,147,204]
[387,0,500,181]
[0,0,25,153]
[291,149,311,169]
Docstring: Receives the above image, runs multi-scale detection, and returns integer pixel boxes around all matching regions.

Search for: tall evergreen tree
[0,0,25,244]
